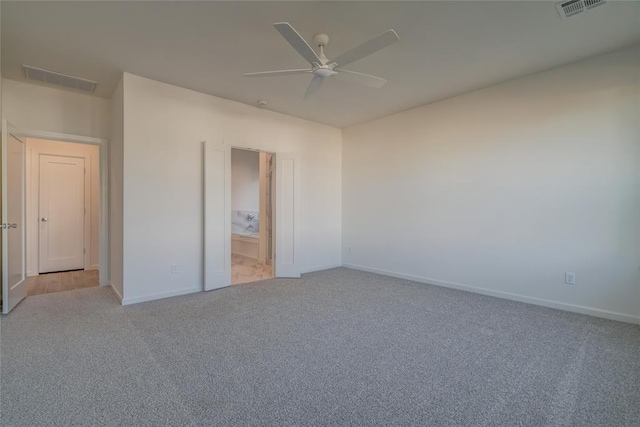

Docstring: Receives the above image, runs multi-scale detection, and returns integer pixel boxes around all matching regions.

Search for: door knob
[7,223,17,229]
[41,217,48,222]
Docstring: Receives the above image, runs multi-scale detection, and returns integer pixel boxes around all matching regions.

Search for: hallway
[25,270,100,296]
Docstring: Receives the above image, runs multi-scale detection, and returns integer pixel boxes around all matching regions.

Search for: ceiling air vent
[22,65,97,93]
[556,0,607,19]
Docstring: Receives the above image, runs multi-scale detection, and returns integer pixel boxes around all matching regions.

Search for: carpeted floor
[1,268,639,426]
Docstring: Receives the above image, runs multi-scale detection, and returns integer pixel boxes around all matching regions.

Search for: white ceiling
[2,1,639,128]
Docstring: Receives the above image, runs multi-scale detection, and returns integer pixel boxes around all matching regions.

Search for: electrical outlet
[348,247,354,254]
[565,272,575,285]
[171,264,178,275]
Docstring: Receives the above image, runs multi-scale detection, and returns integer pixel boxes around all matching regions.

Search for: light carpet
[1,268,639,426]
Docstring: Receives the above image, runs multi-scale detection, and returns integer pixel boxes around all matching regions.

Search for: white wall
[25,138,100,275]
[120,73,342,303]
[109,77,124,301]
[231,148,259,212]
[0,6,3,130]
[0,7,3,280]
[343,46,640,323]
[2,79,110,138]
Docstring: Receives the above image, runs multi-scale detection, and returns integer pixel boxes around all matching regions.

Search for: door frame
[7,126,109,287]
[258,151,274,266]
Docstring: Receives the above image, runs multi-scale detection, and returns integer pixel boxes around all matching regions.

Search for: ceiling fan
[244,22,399,100]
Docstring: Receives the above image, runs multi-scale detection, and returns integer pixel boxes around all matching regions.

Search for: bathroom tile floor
[232,255,273,285]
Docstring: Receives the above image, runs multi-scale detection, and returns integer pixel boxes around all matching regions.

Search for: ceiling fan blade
[274,22,322,65]
[333,69,387,88]
[331,29,399,68]
[304,76,323,101]
[244,69,311,77]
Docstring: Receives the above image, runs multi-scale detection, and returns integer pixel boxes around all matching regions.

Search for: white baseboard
[343,263,640,325]
[122,287,201,306]
[109,282,123,303]
[86,264,99,271]
[301,264,343,274]
[26,271,38,277]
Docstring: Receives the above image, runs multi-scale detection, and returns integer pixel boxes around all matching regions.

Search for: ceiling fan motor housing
[313,67,333,78]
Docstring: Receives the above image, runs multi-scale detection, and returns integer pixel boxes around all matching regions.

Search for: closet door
[203,140,231,290]
[275,153,300,278]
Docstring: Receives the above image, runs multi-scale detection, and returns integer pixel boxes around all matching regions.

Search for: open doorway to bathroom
[231,148,274,285]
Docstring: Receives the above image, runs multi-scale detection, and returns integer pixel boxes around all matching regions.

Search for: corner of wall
[109,74,125,300]
[109,281,123,303]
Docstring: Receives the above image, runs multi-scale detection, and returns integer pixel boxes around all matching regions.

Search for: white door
[38,155,85,273]
[275,153,301,278]
[203,140,231,291]
[2,123,27,314]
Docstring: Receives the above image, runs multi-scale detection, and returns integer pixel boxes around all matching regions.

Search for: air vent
[22,65,97,93]
[556,0,607,19]
[584,0,608,10]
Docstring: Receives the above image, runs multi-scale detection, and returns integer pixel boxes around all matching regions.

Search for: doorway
[203,141,299,291]
[2,121,109,314]
[0,120,109,314]
[230,148,274,285]
[24,138,100,296]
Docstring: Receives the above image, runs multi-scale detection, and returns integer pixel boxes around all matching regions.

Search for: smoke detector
[22,65,97,93]
[257,100,268,108]
[556,0,607,19]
